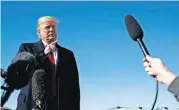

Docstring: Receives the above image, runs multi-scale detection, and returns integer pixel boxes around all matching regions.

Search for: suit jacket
[16,40,80,110]
[168,76,179,102]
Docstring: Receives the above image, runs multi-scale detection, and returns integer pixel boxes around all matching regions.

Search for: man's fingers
[145,67,157,76]
[144,62,150,67]
[145,67,152,72]
[147,71,157,76]
[146,55,152,62]
[51,40,58,45]
[148,71,154,76]
[49,45,56,49]
[45,40,58,49]
[143,58,148,62]
[145,67,158,76]
[44,41,58,54]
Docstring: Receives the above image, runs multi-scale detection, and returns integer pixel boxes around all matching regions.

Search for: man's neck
[41,40,49,47]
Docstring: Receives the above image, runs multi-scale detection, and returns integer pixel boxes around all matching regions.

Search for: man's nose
[49,26,54,31]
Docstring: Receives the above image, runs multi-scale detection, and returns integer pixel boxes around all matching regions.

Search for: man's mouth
[48,34,55,37]
[49,33,54,35]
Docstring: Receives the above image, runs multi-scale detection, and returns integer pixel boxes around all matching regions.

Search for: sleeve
[17,43,28,53]
[71,52,80,100]
[67,52,80,110]
[168,76,179,102]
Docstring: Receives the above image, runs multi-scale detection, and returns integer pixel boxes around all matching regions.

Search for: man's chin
[48,36,54,39]
[46,38,56,43]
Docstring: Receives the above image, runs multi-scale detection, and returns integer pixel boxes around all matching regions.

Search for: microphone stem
[137,38,150,56]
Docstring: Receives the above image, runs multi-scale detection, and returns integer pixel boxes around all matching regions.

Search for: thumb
[146,55,152,62]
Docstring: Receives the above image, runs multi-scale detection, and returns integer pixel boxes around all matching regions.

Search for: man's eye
[52,25,56,28]
[45,26,50,29]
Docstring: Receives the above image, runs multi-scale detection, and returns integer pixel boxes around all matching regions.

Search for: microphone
[32,69,50,110]
[1,52,36,107]
[124,14,158,110]
[125,14,150,56]
[6,52,36,89]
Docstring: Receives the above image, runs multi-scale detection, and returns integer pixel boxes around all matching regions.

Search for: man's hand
[44,40,58,55]
[143,55,176,86]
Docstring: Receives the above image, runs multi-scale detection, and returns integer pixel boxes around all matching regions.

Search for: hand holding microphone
[125,14,177,86]
[125,14,179,103]
[143,55,176,86]
[125,14,158,109]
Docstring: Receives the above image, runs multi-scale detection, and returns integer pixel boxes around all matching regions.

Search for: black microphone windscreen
[11,52,35,65]
[125,15,143,41]
[32,69,50,101]
[7,52,36,89]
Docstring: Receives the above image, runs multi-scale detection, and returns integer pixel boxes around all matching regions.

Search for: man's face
[38,20,57,44]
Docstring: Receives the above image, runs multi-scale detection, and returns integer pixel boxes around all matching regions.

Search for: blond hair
[36,16,59,37]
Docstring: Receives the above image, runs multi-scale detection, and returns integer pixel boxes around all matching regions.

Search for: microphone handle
[137,38,150,57]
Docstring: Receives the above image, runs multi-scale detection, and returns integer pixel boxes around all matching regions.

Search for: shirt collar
[41,40,48,47]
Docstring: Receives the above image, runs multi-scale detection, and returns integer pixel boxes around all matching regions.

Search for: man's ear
[37,30,41,38]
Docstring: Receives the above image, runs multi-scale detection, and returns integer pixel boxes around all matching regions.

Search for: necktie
[48,53,56,99]
[48,53,55,64]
